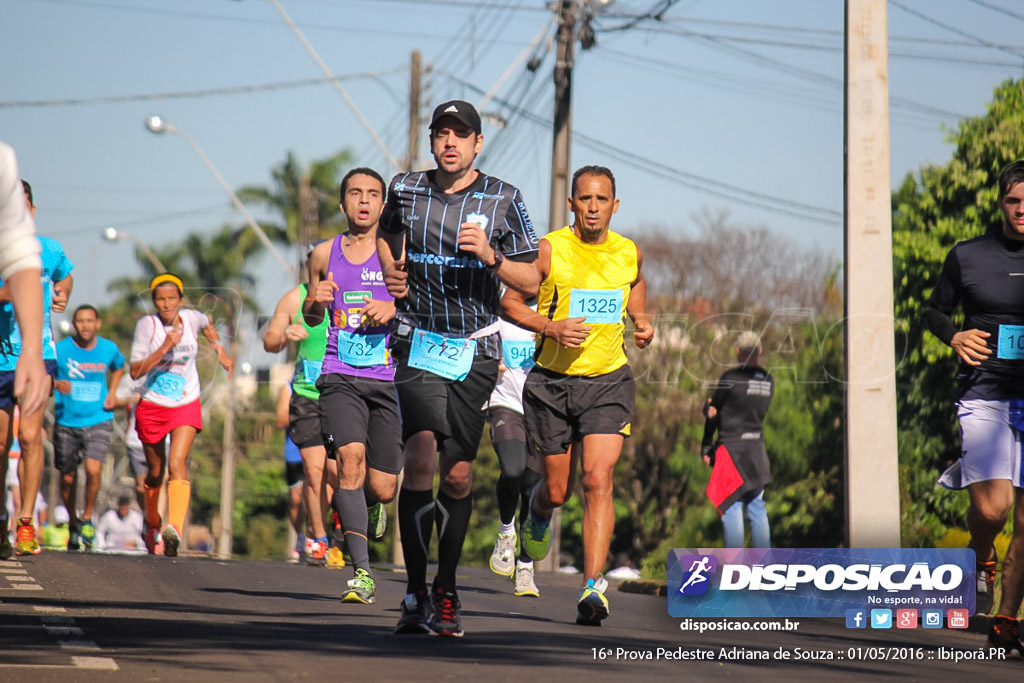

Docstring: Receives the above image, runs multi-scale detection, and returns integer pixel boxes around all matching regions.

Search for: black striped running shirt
[380,170,539,357]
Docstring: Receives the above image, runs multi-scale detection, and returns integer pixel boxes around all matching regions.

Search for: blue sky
[2,0,1022,367]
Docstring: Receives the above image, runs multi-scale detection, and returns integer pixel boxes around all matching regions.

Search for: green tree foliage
[236,149,353,246]
[893,79,1024,545]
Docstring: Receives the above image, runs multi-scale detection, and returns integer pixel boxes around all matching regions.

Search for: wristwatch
[487,249,505,272]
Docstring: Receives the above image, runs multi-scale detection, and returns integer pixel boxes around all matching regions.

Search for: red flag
[706,443,745,515]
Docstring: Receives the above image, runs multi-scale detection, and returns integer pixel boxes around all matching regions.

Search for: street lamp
[145,114,280,560]
[143,115,294,276]
[102,226,167,273]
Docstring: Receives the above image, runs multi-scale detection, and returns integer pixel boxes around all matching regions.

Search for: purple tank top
[321,234,395,381]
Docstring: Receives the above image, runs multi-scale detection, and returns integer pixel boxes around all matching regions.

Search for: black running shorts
[522,364,635,456]
[391,349,498,462]
[288,393,324,450]
[316,372,404,475]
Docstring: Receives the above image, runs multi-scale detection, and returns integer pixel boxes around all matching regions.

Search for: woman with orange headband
[129,273,233,556]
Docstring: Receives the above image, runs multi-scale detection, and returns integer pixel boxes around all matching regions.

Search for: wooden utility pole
[548,0,575,233]
[393,48,424,568]
[298,174,317,284]
[408,50,422,172]
[535,0,577,572]
[843,0,901,547]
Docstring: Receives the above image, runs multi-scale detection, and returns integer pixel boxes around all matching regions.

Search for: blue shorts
[0,360,57,409]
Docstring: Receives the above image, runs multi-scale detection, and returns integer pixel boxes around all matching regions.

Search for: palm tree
[235,149,354,251]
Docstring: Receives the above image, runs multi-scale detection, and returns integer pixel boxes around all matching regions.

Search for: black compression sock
[398,488,435,595]
[434,490,473,593]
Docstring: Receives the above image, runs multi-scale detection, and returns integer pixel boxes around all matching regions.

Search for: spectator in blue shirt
[54,305,124,551]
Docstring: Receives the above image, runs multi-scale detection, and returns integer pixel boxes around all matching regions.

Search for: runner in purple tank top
[303,168,402,605]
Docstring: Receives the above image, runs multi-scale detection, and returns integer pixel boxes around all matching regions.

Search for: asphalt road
[0,550,1015,681]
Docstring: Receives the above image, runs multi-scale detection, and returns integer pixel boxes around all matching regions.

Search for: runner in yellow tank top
[534,225,636,376]
[502,165,654,627]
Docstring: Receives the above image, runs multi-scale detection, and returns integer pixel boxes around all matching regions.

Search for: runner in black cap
[377,98,540,637]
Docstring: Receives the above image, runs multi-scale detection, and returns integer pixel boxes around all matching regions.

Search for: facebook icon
[845,609,866,629]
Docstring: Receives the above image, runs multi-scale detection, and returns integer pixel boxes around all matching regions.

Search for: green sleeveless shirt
[292,283,329,400]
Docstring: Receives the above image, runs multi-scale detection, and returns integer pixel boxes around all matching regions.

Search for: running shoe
[287,548,301,563]
[987,615,1024,658]
[15,518,41,556]
[341,568,376,604]
[0,519,11,560]
[67,523,82,552]
[307,538,328,566]
[576,576,610,626]
[161,524,181,558]
[395,590,432,635]
[489,529,517,577]
[143,521,161,554]
[327,545,346,569]
[977,546,998,594]
[80,521,96,551]
[428,587,464,637]
[367,501,387,539]
[522,514,550,561]
[514,561,540,597]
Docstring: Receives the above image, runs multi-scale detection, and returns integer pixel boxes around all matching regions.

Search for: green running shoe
[80,521,96,550]
[522,514,550,561]
[367,502,387,540]
[341,568,376,604]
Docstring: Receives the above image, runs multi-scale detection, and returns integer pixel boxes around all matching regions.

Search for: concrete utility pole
[407,50,422,172]
[843,0,901,548]
[548,0,575,234]
[217,371,237,559]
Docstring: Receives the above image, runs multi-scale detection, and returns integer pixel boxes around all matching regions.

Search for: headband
[149,273,184,294]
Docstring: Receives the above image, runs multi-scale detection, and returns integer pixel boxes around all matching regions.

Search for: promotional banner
[667,548,975,619]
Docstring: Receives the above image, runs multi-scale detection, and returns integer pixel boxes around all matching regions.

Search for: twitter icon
[870,609,892,629]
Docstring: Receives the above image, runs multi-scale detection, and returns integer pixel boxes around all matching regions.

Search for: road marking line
[33,605,67,613]
[0,567,28,574]
[46,626,85,636]
[72,656,119,671]
[59,640,100,651]
[41,616,75,624]
[10,583,44,591]
[1,659,119,671]
[7,574,37,581]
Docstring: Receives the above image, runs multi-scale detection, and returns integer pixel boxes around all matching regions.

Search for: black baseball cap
[429,100,482,134]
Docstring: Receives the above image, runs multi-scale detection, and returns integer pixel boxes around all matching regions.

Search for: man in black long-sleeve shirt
[924,160,1024,656]
[700,331,774,548]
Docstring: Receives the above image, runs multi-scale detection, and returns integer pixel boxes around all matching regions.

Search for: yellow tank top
[536,226,638,376]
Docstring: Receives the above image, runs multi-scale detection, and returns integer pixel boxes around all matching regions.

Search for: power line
[46,203,229,236]
[21,0,541,42]
[890,0,1024,59]
[622,26,1023,69]
[0,69,405,109]
[964,0,1024,23]
[647,14,1023,50]
[606,21,967,121]
[439,70,842,225]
